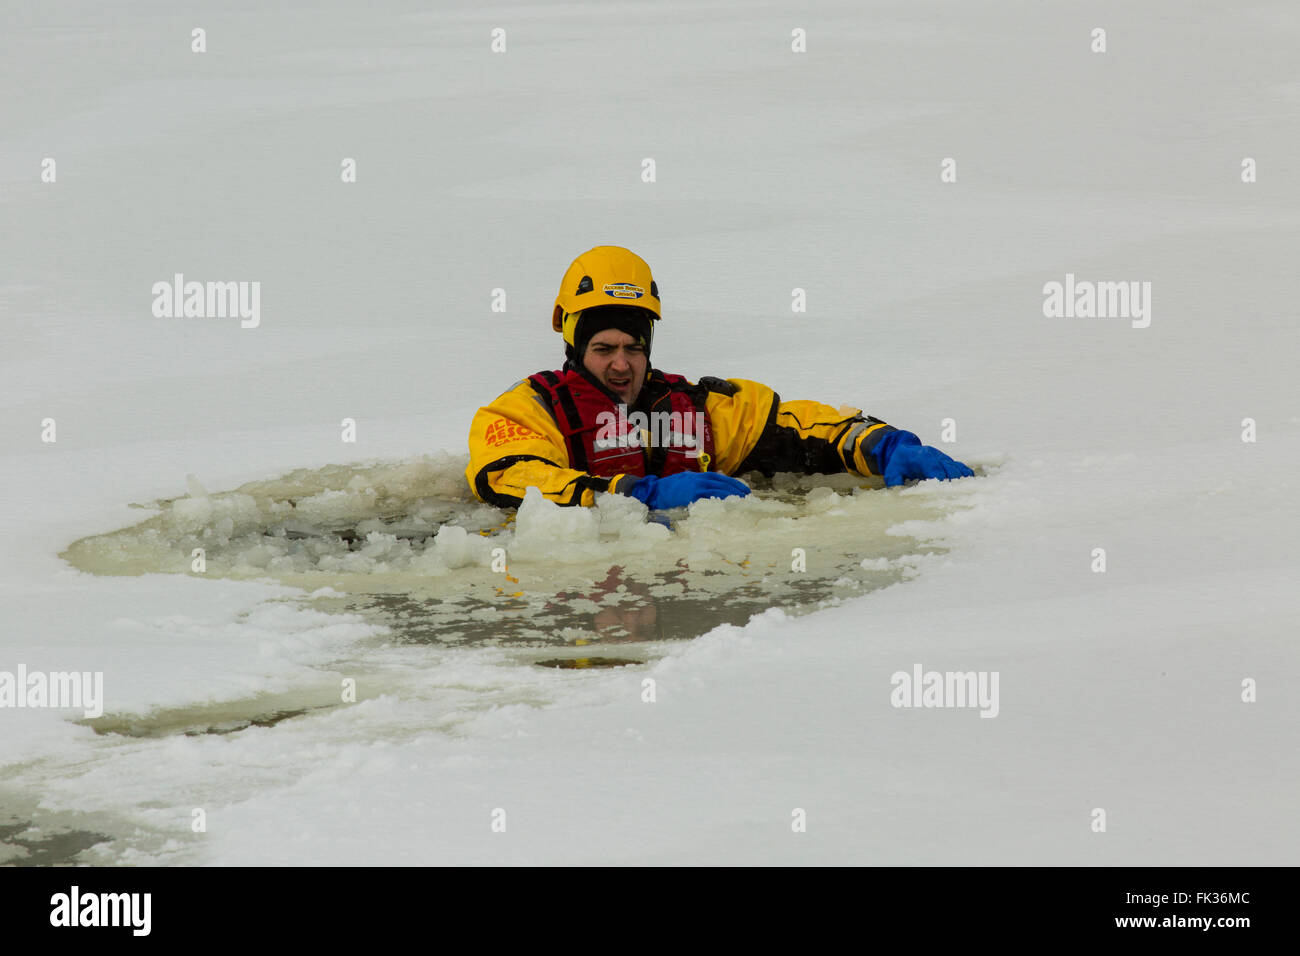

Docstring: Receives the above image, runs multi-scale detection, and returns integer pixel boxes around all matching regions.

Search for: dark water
[346,555,916,652]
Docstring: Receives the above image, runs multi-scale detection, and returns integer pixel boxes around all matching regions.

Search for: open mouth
[607,377,632,392]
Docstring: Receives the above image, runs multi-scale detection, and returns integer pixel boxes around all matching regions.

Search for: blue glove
[626,472,752,509]
[874,431,974,488]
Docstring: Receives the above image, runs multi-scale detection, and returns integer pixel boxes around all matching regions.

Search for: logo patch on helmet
[602,282,644,300]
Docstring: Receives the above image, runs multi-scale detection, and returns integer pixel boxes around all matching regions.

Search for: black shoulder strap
[662,375,719,414]
[697,376,738,397]
[526,370,590,472]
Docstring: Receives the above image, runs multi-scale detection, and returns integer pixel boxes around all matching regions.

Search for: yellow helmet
[552,246,661,348]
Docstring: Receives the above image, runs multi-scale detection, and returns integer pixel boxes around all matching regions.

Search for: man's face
[583,327,648,405]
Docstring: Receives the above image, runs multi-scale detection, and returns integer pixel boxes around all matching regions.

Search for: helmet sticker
[602,282,644,300]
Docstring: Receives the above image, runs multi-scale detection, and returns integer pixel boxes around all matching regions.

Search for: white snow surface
[1,0,1297,865]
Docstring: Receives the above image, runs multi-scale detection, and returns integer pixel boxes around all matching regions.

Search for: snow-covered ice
[1,0,1297,865]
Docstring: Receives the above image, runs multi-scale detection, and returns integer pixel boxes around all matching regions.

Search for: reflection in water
[350,554,910,650]
[557,566,665,643]
[534,657,643,669]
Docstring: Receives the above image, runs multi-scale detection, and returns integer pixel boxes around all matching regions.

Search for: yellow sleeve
[704,378,899,478]
[465,379,638,508]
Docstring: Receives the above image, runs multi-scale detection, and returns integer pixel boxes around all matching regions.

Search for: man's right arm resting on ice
[465,377,969,508]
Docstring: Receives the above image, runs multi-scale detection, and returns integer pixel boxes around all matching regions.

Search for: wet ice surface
[63,454,962,662]
[25,452,961,863]
[19,456,974,865]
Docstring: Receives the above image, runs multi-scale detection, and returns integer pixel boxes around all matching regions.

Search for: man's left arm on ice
[702,377,973,486]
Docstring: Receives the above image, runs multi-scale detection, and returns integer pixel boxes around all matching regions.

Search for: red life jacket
[527,369,717,479]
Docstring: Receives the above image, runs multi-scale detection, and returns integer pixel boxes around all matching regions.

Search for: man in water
[466,246,972,509]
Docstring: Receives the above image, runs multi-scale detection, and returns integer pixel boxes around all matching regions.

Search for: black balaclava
[563,305,655,373]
